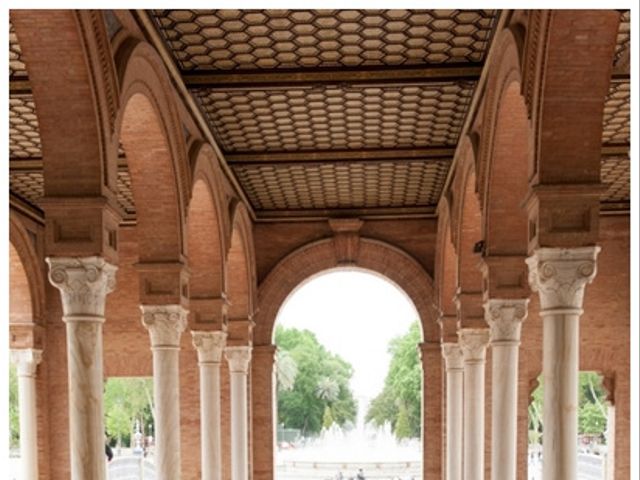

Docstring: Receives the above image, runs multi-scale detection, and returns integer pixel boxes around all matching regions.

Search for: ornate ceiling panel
[195,82,474,152]
[613,10,630,69]
[233,159,450,211]
[602,80,630,144]
[601,155,630,208]
[153,9,497,71]
[9,22,27,79]
[9,95,41,158]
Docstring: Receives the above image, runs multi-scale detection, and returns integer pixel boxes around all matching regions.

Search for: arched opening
[273,268,424,480]
[484,80,530,257]
[119,92,183,263]
[528,371,613,479]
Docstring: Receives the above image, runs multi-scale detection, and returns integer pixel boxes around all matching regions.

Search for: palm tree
[276,350,298,392]
[316,377,339,403]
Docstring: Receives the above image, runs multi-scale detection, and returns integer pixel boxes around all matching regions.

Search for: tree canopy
[275,325,357,436]
[529,371,610,444]
[103,377,155,447]
[366,321,422,439]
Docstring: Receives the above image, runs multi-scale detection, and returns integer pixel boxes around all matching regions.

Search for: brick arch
[526,11,619,185]
[452,141,483,296]
[187,143,228,300]
[9,213,44,326]
[11,10,119,198]
[479,29,531,257]
[254,237,437,346]
[116,41,189,262]
[226,203,256,322]
[434,199,458,319]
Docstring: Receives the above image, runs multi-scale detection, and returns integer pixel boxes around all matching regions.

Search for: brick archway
[252,236,442,480]
[254,237,436,345]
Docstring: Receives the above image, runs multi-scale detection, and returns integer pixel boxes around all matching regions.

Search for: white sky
[276,269,419,402]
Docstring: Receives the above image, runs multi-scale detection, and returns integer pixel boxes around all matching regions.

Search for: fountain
[277,399,422,479]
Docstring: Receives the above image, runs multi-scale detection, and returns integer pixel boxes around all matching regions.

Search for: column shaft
[192,331,227,480]
[226,346,251,480]
[459,329,490,480]
[47,257,116,480]
[485,299,527,480]
[142,305,187,480]
[11,349,42,480]
[527,246,599,479]
[441,344,463,480]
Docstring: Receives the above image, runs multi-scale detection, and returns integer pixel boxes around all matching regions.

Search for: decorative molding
[526,247,600,311]
[484,298,529,344]
[191,330,227,364]
[10,348,43,377]
[441,343,464,371]
[46,256,117,317]
[458,328,491,363]
[141,305,188,348]
[225,346,252,374]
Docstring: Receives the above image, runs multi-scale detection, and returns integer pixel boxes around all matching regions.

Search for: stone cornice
[225,346,252,374]
[46,256,117,318]
[484,298,529,344]
[191,330,227,364]
[458,328,491,363]
[10,348,43,377]
[441,342,464,371]
[526,247,600,312]
[141,305,188,348]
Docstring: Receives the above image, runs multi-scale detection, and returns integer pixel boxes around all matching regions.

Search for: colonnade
[10,256,253,480]
[441,247,599,480]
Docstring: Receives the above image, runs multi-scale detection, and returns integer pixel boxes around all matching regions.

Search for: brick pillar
[419,341,443,479]
[250,345,277,480]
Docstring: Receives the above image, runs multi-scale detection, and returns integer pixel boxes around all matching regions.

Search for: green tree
[276,350,298,392]
[394,402,412,439]
[366,321,422,439]
[103,377,154,447]
[322,405,335,429]
[275,326,357,436]
[9,363,19,449]
[528,372,610,444]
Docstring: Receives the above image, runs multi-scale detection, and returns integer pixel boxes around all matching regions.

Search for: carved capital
[484,298,529,344]
[526,247,600,312]
[458,328,491,363]
[225,346,252,374]
[191,330,227,364]
[141,305,187,348]
[10,348,43,377]
[441,343,464,371]
[46,256,117,317]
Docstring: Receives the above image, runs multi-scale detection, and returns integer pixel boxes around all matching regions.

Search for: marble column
[484,299,528,480]
[225,346,252,480]
[47,256,116,480]
[141,305,188,480]
[192,331,227,480]
[441,343,464,480]
[458,328,490,480]
[10,348,43,480]
[526,247,600,479]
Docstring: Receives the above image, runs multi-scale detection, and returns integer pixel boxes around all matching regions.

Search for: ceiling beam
[182,63,483,90]
[226,146,456,165]
[9,78,31,95]
[253,205,438,222]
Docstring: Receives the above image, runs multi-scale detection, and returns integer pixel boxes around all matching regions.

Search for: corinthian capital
[10,348,43,377]
[441,343,464,371]
[141,305,187,348]
[225,346,252,374]
[484,299,529,344]
[458,328,491,363]
[192,331,227,364]
[526,247,600,311]
[46,256,117,317]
